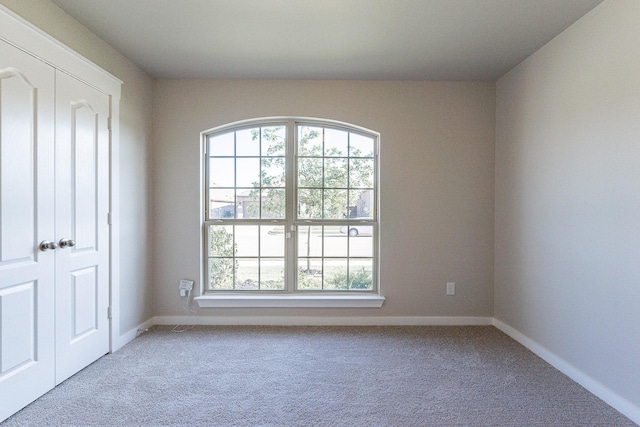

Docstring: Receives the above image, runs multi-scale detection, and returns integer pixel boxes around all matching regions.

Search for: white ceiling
[49,0,604,81]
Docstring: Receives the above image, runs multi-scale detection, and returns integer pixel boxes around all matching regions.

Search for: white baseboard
[152,315,493,326]
[112,317,155,352]
[493,318,640,426]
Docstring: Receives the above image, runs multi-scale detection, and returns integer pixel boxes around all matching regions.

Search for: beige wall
[495,0,640,413]
[152,79,495,318]
[4,0,638,419]
[0,0,156,338]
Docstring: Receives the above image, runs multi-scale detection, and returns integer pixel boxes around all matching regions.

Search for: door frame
[0,5,123,352]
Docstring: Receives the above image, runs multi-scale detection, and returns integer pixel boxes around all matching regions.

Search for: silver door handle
[59,238,76,248]
[39,241,58,251]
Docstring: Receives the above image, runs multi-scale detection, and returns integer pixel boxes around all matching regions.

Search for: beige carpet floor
[3,325,635,426]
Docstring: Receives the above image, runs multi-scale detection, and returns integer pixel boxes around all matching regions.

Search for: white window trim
[200,117,382,304]
[195,294,385,308]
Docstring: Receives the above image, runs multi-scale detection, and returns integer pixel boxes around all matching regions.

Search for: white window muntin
[203,117,379,293]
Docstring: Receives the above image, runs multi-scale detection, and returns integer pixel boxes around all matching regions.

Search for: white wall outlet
[179,280,194,297]
[446,282,456,296]
[179,280,194,291]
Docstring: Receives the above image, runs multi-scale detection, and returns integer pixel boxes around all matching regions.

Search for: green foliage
[297,267,322,290]
[208,226,237,289]
[325,267,373,290]
[249,127,287,218]
[348,267,374,290]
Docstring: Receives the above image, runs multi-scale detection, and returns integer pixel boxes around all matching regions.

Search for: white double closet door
[0,40,110,420]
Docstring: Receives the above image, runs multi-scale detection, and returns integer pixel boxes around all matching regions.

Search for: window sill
[195,294,385,308]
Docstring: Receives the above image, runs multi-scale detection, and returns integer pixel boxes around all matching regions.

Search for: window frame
[199,117,382,306]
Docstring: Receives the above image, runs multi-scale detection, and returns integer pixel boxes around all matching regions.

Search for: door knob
[59,238,76,248]
[39,241,58,251]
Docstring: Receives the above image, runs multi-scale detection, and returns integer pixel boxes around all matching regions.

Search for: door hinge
[107,117,112,131]
[107,306,112,319]
[107,212,112,225]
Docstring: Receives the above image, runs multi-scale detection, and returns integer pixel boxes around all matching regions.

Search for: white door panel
[0,40,56,422]
[0,281,37,373]
[71,100,99,251]
[54,71,110,384]
[0,70,35,262]
[70,267,98,340]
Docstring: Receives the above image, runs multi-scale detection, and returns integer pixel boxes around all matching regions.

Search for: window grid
[208,224,286,291]
[296,225,374,291]
[296,125,375,221]
[204,118,378,293]
[208,126,286,220]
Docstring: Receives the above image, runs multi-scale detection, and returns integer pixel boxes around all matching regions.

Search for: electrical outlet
[446,282,456,296]
[179,280,194,291]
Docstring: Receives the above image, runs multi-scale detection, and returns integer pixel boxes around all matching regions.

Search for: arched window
[203,118,379,295]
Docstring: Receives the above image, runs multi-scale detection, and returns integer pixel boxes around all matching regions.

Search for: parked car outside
[339,223,373,237]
